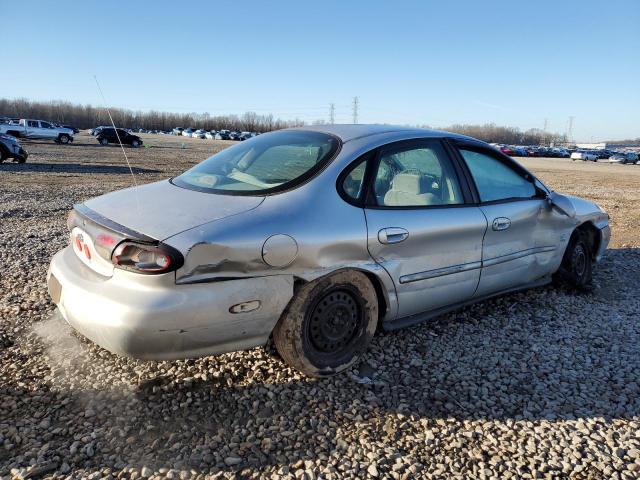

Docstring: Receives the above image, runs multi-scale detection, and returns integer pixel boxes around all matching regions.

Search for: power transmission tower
[567,116,574,144]
[352,96,359,124]
[329,103,335,124]
[542,118,548,146]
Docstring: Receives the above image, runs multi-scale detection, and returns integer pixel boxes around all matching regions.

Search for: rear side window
[459,149,535,202]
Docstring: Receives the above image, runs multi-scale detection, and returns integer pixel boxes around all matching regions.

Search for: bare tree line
[0,98,306,133]
[1,98,569,145]
[433,123,567,146]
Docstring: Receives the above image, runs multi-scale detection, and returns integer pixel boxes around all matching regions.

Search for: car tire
[131,140,140,148]
[99,137,109,146]
[0,148,7,163]
[58,134,70,144]
[555,229,593,289]
[273,270,378,377]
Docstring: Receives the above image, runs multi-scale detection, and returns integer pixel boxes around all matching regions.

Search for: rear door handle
[492,217,511,231]
[378,227,409,244]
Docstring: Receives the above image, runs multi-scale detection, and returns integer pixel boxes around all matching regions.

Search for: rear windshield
[173,130,340,194]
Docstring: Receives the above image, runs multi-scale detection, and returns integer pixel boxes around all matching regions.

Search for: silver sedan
[48,125,610,376]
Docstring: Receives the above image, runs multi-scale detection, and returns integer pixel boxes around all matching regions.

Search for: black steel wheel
[273,270,378,377]
[307,288,363,355]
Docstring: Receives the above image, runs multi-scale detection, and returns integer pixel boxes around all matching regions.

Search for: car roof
[287,123,477,143]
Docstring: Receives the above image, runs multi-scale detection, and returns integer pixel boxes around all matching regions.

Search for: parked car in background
[182,128,194,137]
[0,119,75,144]
[0,133,28,163]
[215,130,231,140]
[609,152,639,164]
[571,151,598,162]
[192,129,206,139]
[48,125,609,377]
[96,128,143,147]
[552,148,570,158]
[172,127,184,136]
[90,126,110,136]
[205,131,216,140]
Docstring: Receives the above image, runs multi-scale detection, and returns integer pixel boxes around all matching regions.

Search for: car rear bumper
[47,247,293,360]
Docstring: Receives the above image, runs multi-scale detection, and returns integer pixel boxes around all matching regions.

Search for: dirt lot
[1,132,639,479]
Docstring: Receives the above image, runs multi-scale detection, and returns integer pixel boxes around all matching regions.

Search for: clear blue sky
[2,0,638,140]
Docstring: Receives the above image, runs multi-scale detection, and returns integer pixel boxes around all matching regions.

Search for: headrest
[391,173,429,194]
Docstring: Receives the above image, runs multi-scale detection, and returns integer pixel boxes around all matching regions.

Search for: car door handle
[492,217,511,231]
[378,227,409,244]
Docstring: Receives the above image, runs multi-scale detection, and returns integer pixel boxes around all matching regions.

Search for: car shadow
[0,163,160,174]
[4,248,639,475]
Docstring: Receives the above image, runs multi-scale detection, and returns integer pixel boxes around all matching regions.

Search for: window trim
[336,150,376,207]
[452,140,547,205]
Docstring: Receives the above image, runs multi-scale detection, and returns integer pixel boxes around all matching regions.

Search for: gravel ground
[1,134,639,479]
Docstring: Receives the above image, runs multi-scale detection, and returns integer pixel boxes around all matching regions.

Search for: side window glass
[341,158,368,202]
[459,149,535,202]
[373,143,463,207]
[28,120,38,127]
[40,121,52,128]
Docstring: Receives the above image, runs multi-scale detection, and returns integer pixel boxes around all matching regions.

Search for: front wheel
[58,134,70,144]
[131,140,140,148]
[555,230,592,289]
[99,137,109,146]
[273,270,378,377]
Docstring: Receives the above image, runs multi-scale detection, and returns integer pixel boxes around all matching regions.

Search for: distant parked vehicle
[172,127,184,136]
[571,151,598,162]
[90,126,110,136]
[0,133,28,163]
[96,128,143,147]
[609,152,639,164]
[0,119,74,144]
[552,148,570,158]
[215,130,231,140]
[192,129,206,139]
[205,131,216,140]
[182,128,194,137]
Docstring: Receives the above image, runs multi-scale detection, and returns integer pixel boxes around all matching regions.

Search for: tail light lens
[112,242,183,274]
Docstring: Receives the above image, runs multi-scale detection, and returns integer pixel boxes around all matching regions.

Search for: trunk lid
[83,180,264,240]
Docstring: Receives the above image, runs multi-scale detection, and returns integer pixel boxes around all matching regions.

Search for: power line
[352,96,359,124]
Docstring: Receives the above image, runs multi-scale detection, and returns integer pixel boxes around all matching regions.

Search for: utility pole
[542,118,548,146]
[329,103,335,124]
[352,96,359,124]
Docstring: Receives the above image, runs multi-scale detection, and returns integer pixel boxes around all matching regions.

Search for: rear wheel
[273,270,378,377]
[0,148,7,163]
[99,137,109,146]
[555,230,592,289]
[131,140,140,148]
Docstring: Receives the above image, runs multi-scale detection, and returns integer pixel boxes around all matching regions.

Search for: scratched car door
[456,146,555,297]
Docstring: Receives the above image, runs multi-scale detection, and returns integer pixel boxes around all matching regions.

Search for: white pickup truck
[0,119,74,144]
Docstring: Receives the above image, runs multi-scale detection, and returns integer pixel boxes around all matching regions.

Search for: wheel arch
[575,221,601,260]
[292,266,394,327]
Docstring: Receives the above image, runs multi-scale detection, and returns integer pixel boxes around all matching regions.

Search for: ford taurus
[47,125,610,376]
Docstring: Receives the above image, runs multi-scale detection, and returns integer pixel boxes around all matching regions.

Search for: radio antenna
[93,75,138,187]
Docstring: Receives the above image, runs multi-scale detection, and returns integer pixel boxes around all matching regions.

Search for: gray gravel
[1,143,640,479]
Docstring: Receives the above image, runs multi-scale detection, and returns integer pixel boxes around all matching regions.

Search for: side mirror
[547,191,576,218]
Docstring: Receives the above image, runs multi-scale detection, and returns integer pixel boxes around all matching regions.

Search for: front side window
[27,120,38,127]
[372,142,463,207]
[174,130,340,194]
[459,149,536,203]
[40,121,52,128]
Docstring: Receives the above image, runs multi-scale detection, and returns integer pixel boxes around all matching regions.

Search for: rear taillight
[112,242,183,274]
